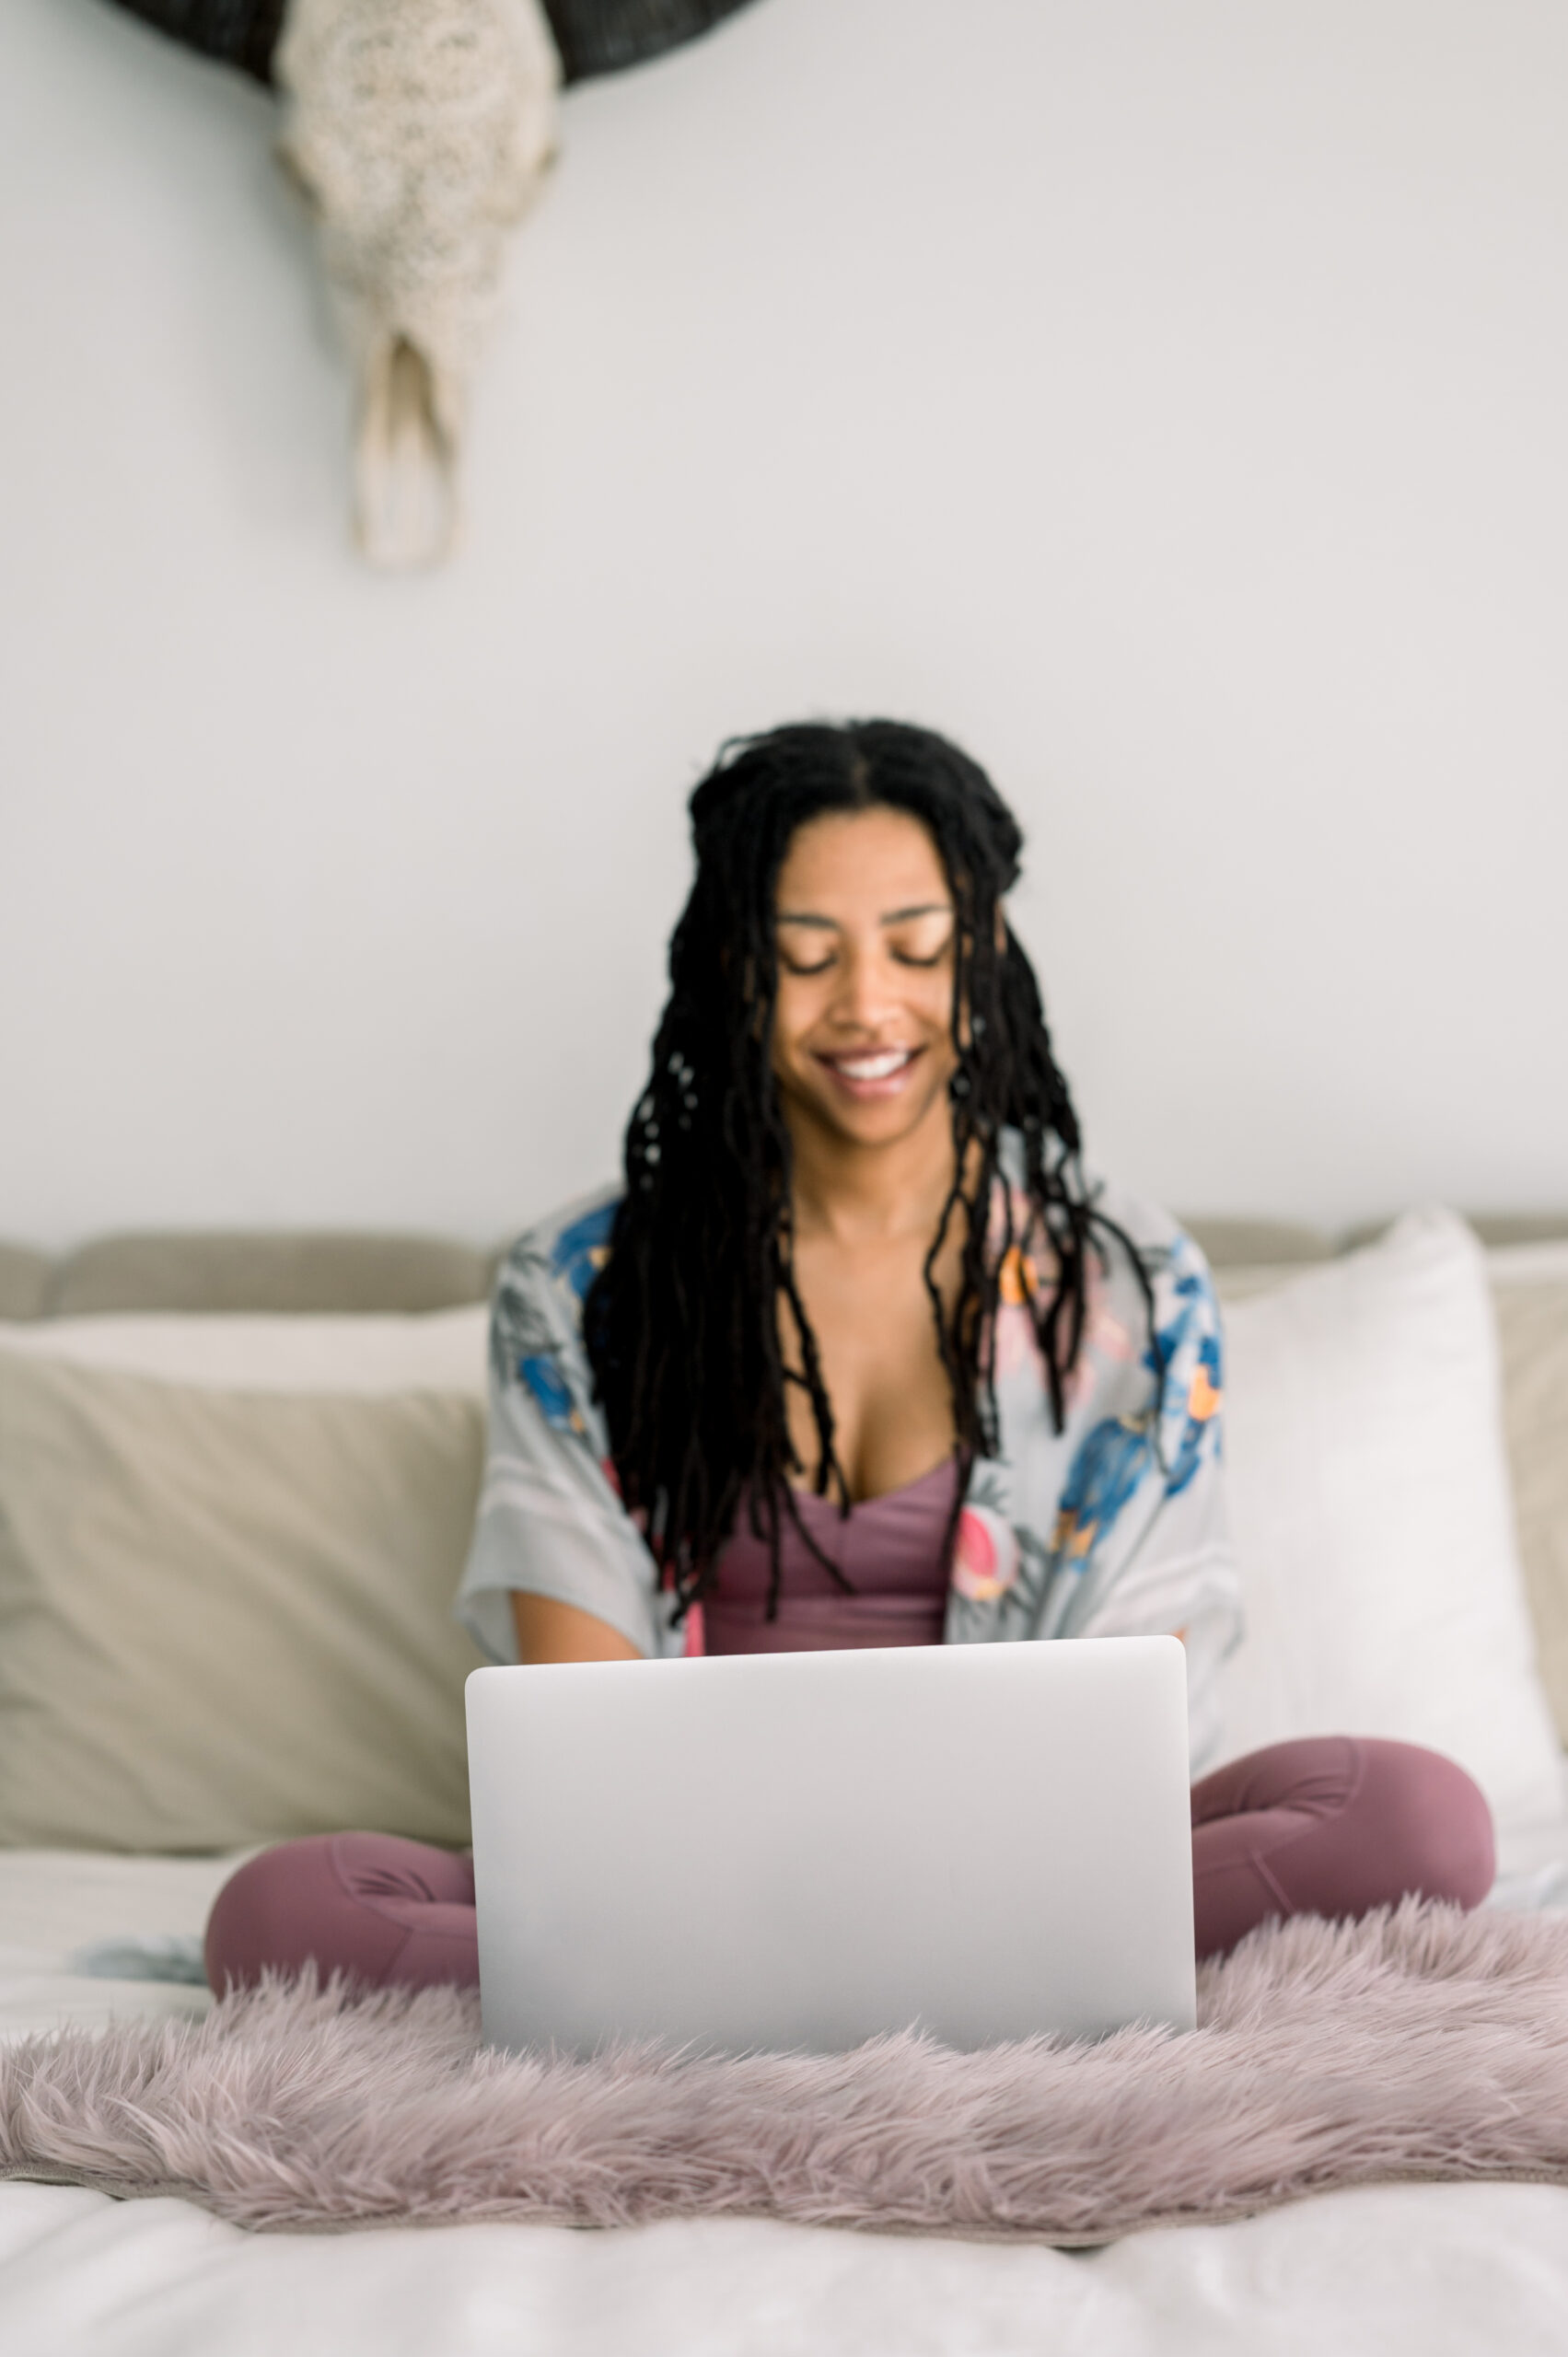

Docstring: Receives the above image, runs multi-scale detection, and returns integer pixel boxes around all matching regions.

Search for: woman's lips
[815,1046,921,1101]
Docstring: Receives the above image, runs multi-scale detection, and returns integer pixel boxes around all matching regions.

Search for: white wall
[3,0,1565,1248]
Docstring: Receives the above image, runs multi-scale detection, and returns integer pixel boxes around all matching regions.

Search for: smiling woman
[770,805,971,1509]
[571,720,1133,1629]
[203,720,1497,2002]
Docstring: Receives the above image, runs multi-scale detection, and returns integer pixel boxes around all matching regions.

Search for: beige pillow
[0,1351,486,1852]
[1490,1255,1568,1747]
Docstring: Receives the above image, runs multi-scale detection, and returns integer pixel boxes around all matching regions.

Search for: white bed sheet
[0,1851,227,2043]
[6,2179,1568,2357]
[4,1849,1568,2357]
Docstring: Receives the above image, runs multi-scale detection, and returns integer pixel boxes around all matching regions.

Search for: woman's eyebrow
[774,900,953,928]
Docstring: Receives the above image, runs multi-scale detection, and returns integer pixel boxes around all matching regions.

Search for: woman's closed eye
[780,942,948,976]
[886,915,955,968]
[775,903,954,975]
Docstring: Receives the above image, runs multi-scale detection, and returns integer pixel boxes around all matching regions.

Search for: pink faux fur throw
[4,1900,1567,2241]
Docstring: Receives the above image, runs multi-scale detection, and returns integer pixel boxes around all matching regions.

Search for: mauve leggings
[203,1735,1496,1998]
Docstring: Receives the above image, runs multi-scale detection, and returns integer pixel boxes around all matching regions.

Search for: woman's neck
[784,1094,964,1248]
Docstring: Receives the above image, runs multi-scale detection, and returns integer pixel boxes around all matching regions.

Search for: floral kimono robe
[455,1169,1243,1770]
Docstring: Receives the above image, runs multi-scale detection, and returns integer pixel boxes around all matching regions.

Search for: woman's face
[770,805,960,1154]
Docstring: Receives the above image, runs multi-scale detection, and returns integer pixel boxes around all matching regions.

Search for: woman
[206,719,1493,1996]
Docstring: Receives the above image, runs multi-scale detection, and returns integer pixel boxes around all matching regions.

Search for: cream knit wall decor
[277,0,560,568]
[103,0,758,567]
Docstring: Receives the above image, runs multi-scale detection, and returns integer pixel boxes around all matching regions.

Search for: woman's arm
[458,1388,662,1660]
[511,1591,642,1665]
[457,1197,668,1666]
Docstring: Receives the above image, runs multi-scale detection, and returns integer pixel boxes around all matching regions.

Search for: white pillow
[0,1306,489,1396]
[1214,1207,1563,1867]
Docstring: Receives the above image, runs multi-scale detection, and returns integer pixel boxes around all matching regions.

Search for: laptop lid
[467,1634,1195,2057]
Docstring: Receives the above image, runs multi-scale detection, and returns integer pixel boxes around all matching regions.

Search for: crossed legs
[204,1735,1495,1997]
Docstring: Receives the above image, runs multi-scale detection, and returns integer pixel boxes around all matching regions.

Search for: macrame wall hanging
[107,2,760,566]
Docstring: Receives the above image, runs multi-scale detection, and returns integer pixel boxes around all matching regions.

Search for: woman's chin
[790,1075,953,1153]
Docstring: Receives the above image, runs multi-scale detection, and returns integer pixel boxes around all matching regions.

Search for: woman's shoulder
[489,1183,624,1389]
[1081,1179,1220,1323]
[993,1139,1209,1287]
[497,1183,623,1299]
[1084,1179,1206,1262]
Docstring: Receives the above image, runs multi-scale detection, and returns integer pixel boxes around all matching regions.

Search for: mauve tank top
[703,1457,959,1654]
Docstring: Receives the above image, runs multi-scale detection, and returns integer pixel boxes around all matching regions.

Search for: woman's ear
[994,905,1008,955]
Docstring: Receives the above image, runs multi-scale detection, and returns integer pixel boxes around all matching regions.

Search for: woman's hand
[511,1592,642,1666]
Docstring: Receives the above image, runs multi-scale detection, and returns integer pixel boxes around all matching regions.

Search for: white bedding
[5,1850,1568,2357]
[6,2178,1568,2357]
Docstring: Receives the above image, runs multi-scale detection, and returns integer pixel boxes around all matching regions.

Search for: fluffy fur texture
[4,1901,1566,2242]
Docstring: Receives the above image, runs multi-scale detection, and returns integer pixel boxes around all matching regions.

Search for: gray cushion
[1344,1213,1568,1255]
[35,1233,497,1318]
[1465,1215,1568,1248]
[2,1213,1565,1314]
[1177,1220,1334,1271]
[0,1245,52,1321]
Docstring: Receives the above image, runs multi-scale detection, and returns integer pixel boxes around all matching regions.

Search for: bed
[2,1206,1567,2354]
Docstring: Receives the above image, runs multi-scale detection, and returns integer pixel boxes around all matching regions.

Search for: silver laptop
[466,1634,1195,2056]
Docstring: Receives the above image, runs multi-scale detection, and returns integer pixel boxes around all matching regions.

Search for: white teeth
[834,1051,913,1081]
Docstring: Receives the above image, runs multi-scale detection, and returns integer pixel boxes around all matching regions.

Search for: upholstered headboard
[3,1216,1568,1321]
[0,1234,502,1321]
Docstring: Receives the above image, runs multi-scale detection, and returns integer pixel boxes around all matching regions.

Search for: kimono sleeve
[1061,1225,1244,1772]
[453,1337,668,1666]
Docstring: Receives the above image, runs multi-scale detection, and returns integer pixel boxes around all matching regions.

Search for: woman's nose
[830,941,898,1028]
